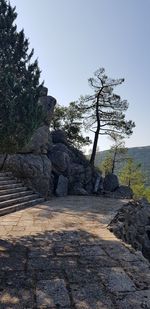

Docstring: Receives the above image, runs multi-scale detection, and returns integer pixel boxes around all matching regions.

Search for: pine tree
[100,154,113,176]
[0,0,44,153]
[51,102,91,149]
[119,158,144,188]
[119,158,146,199]
[108,133,127,174]
[79,68,135,166]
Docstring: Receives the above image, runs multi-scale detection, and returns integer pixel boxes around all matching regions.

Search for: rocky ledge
[108,199,150,261]
[0,87,132,199]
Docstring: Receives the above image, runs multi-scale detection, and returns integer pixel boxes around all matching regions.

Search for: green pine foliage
[79,68,135,165]
[95,146,150,187]
[100,155,113,176]
[144,187,150,202]
[100,134,127,175]
[119,158,150,201]
[0,0,44,153]
[51,102,91,149]
[119,158,144,187]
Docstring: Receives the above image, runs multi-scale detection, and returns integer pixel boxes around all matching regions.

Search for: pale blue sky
[10,0,150,151]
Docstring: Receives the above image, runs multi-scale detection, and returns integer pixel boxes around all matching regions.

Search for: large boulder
[55,175,68,197]
[50,130,89,165]
[68,144,89,167]
[103,173,119,192]
[114,185,133,199]
[38,90,56,126]
[48,143,70,156]
[93,173,104,194]
[68,163,95,195]
[21,125,50,154]
[69,185,88,196]
[4,154,52,197]
[69,164,85,189]
[51,130,68,144]
[48,144,71,176]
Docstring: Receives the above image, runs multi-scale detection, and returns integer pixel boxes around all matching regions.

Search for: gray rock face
[55,175,68,197]
[21,126,50,154]
[114,185,133,199]
[69,163,85,183]
[20,88,56,155]
[109,199,150,261]
[51,130,67,144]
[48,144,71,176]
[68,164,92,195]
[40,86,48,97]
[103,173,119,192]
[69,164,86,193]
[93,173,104,193]
[4,154,52,197]
[0,154,7,169]
[38,95,56,126]
[69,185,89,196]
[47,135,96,195]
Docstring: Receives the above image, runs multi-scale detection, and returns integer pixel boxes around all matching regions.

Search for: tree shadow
[0,227,149,308]
[34,195,126,226]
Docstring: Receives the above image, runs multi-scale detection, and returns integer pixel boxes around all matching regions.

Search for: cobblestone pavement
[0,196,150,308]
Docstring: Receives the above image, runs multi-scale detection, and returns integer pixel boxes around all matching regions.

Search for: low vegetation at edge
[97,146,150,202]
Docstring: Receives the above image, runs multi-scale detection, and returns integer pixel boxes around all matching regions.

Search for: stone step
[0,176,15,181]
[0,172,12,177]
[0,193,39,209]
[0,183,24,190]
[0,187,28,196]
[0,190,34,202]
[0,171,45,216]
[0,179,22,185]
[0,197,45,216]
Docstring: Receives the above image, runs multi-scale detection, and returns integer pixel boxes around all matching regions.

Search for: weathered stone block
[4,154,52,197]
[103,173,119,192]
[36,279,70,308]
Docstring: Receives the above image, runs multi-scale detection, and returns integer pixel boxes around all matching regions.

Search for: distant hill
[95,146,150,187]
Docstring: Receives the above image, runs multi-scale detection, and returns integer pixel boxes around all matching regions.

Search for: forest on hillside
[95,146,150,187]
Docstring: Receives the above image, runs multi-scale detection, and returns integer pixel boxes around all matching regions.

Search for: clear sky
[10,0,150,151]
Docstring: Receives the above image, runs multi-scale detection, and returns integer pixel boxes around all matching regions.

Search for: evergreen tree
[119,158,147,199]
[79,68,135,166]
[119,158,144,188]
[0,0,44,153]
[100,154,113,176]
[108,133,127,173]
[51,102,91,149]
[100,136,127,176]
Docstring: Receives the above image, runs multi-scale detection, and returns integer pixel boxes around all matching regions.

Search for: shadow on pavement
[0,227,149,308]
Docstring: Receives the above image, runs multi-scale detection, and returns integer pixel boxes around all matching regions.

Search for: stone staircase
[0,172,45,216]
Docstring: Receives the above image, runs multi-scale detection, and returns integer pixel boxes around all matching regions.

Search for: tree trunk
[90,127,100,166]
[90,93,101,166]
[111,149,117,173]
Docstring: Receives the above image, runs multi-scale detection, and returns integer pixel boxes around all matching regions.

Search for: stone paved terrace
[0,196,150,309]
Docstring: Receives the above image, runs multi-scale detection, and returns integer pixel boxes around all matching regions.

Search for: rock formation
[21,87,56,155]
[48,130,99,196]
[1,87,99,197]
[1,87,131,198]
[108,199,150,261]
[103,173,119,192]
[2,88,56,197]
[4,154,52,198]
